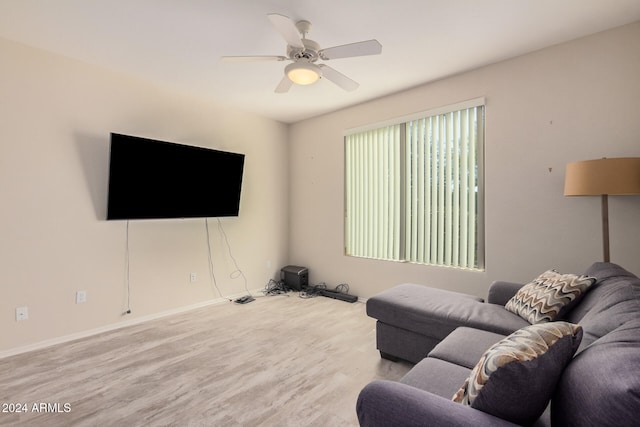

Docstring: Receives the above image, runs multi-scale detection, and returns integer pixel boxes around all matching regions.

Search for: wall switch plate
[16,306,28,321]
[190,272,197,283]
[76,290,87,304]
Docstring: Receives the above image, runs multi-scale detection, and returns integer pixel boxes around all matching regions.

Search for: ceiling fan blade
[275,76,293,93]
[221,55,287,62]
[318,65,359,91]
[267,14,304,48]
[319,39,382,60]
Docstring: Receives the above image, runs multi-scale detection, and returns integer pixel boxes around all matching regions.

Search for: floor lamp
[564,157,640,262]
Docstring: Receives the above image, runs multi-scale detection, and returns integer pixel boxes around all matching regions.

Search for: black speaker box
[281,265,309,291]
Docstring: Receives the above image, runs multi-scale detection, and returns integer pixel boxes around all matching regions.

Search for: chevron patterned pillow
[452,321,583,425]
[504,270,596,324]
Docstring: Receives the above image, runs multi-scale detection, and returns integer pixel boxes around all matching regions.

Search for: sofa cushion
[577,279,640,351]
[552,319,640,426]
[487,281,525,305]
[428,327,506,369]
[564,262,640,323]
[563,262,640,352]
[367,284,528,339]
[401,357,472,399]
[452,322,583,425]
[505,270,595,324]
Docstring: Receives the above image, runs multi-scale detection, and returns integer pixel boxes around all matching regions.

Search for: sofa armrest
[356,380,519,427]
[487,281,524,305]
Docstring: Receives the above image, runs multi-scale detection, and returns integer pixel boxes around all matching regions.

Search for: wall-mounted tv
[107,133,245,220]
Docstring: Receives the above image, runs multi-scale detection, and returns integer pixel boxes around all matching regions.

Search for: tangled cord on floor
[299,282,327,299]
[300,282,350,299]
[262,279,290,296]
[262,279,352,299]
[334,283,350,294]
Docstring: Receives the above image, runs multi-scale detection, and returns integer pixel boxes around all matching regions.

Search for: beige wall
[0,38,289,352]
[288,22,640,298]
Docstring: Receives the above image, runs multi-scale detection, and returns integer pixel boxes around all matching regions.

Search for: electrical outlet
[16,306,28,321]
[76,290,87,304]
[190,272,197,283]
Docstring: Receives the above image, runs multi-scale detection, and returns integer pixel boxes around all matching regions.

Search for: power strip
[319,289,358,303]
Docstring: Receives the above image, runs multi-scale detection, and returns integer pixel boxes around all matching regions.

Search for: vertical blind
[345,103,484,270]
[345,124,402,260]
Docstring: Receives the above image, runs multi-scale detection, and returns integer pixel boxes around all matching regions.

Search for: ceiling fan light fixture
[285,62,321,85]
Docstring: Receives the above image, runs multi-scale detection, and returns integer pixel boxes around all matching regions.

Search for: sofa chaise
[357,262,640,426]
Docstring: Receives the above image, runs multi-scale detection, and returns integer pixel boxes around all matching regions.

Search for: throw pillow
[452,321,583,425]
[505,269,596,324]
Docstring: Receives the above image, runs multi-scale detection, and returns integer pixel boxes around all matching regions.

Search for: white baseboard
[0,289,263,360]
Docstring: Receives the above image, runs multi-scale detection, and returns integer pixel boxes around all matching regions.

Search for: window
[344,99,484,270]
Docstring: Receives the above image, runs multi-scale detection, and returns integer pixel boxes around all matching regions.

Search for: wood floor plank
[0,294,412,426]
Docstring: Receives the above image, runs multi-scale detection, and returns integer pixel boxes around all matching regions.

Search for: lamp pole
[601,194,610,263]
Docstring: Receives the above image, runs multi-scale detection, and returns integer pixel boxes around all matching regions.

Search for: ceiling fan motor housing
[287,38,320,62]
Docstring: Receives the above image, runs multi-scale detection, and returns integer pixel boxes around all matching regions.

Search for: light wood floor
[0,294,412,426]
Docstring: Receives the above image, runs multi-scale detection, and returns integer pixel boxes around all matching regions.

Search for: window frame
[344,98,485,271]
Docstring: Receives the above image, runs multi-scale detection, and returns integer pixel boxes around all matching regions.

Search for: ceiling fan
[221,13,382,93]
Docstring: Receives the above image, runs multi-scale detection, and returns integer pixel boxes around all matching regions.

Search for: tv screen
[107,133,245,220]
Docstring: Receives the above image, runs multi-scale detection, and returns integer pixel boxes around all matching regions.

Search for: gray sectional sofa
[357,262,640,426]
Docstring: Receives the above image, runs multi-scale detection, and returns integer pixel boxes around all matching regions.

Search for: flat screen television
[107,133,245,220]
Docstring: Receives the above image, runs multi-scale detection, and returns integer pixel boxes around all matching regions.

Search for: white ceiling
[1,0,639,124]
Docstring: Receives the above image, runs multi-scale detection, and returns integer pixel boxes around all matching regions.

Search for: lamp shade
[564,157,640,196]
